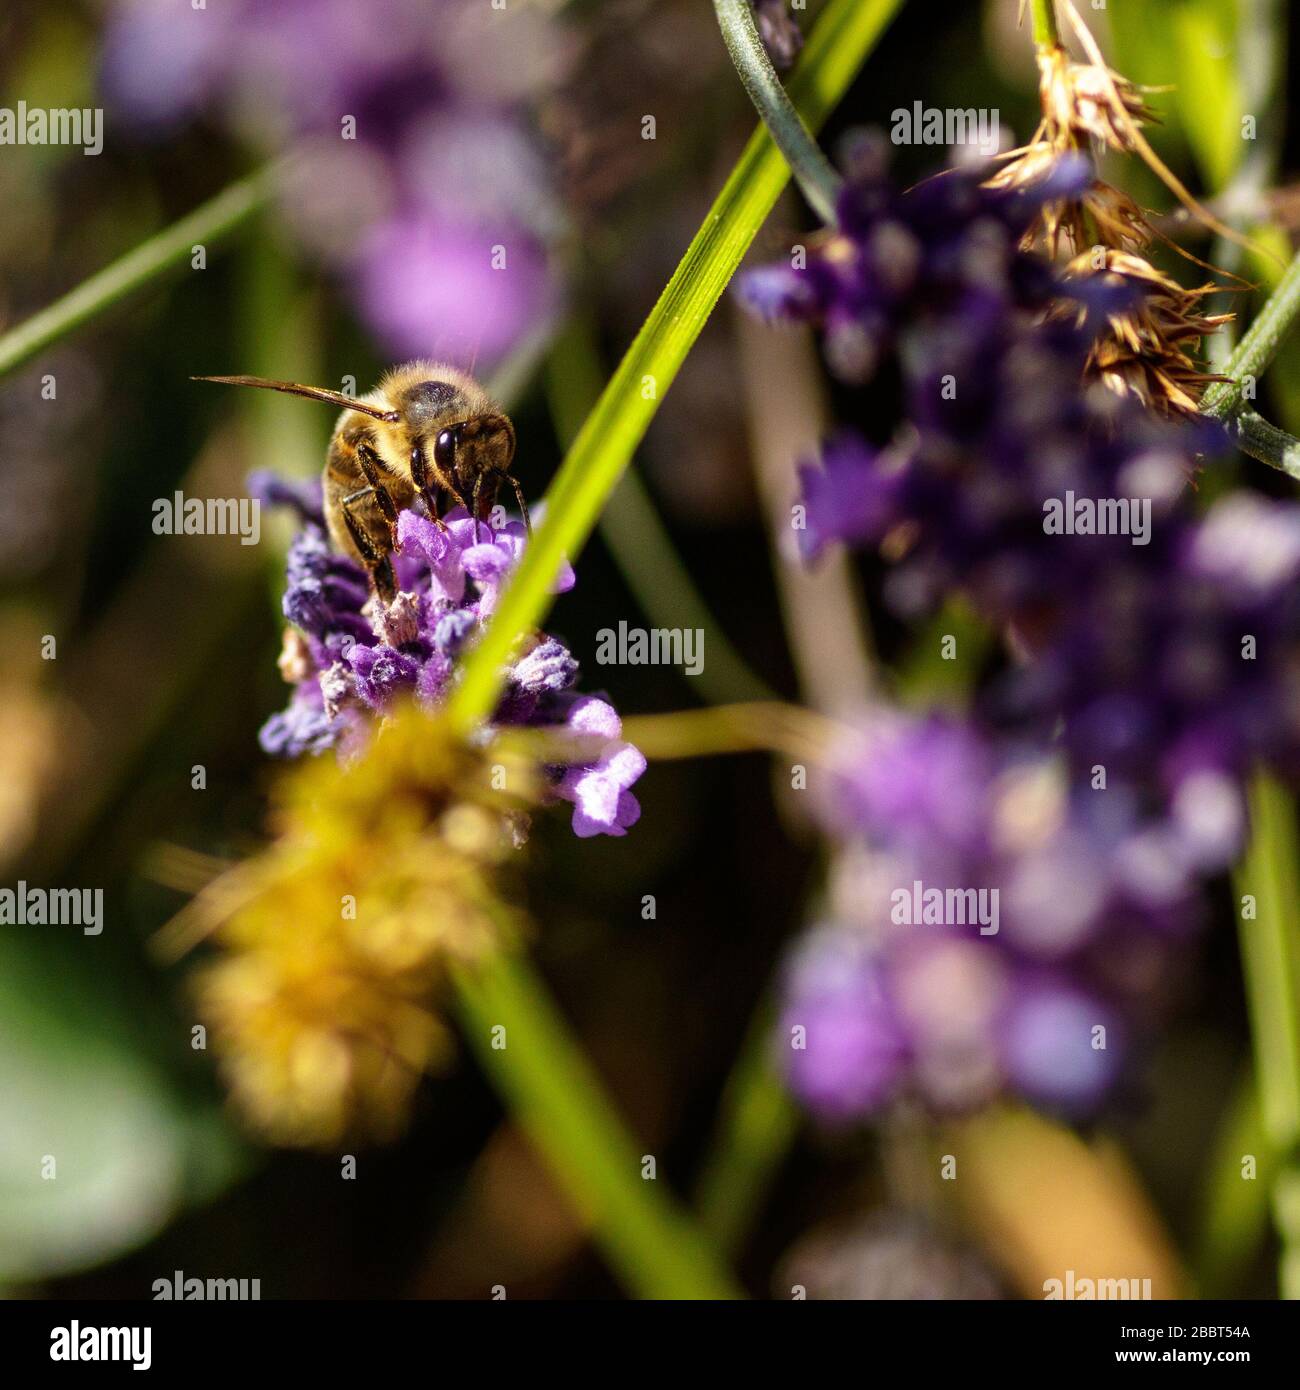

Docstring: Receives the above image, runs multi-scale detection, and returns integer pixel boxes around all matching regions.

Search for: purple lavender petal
[797,433,906,560]
[734,263,819,323]
[396,509,466,605]
[433,608,477,655]
[253,468,639,840]
[557,741,648,838]
[511,639,579,694]
[415,651,453,705]
[246,470,325,527]
[781,929,908,1120]
[259,682,345,758]
[348,643,421,711]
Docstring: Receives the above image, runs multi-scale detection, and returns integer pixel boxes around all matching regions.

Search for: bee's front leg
[340,487,396,603]
[489,468,532,538]
[470,473,488,544]
[353,441,402,551]
[408,441,448,533]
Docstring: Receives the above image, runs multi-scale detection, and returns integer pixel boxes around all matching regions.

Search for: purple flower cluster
[748,139,1300,1118]
[102,0,564,366]
[782,711,1199,1119]
[251,474,643,839]
[739,136,1084,383]
[750,143,1300,828]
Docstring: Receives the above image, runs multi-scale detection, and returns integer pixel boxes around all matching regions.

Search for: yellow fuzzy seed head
[190,701,536,1147]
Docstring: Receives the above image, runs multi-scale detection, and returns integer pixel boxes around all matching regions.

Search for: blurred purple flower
[825,713,995,865]
[999,979,1124,1113]
[101,0,567,368]
[781,711,1186,1120]
[796,433,905,561]
[743,143,1300,1121]
[246,469,325,526]
[354,210,554,367]
[781,928,908,1119]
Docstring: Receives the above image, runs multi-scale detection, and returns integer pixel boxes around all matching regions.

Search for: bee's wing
[192,375,397,421]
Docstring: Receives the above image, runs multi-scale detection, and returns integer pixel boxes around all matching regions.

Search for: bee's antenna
[192,375,399,421]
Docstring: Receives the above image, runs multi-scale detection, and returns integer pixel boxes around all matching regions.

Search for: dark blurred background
[0,0,1294,1298]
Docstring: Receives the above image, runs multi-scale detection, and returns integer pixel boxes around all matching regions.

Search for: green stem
[1202,248,1300,419]
[1194,1065,1274,1297]
[448,0,903,732]
[1227,410,1300,482]
[0,169,273,378]
[1233,772,1300,1298]
[1030,0,1061,48]
[694,992,797,1255]
[450,943,743,1299]
[712,0,842,225]
[545,317,775,706]
[1193,0,1285,368]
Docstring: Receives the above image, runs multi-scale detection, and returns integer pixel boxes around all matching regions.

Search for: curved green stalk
[1233,773,1300,1298]
[1227,410,1300,482]
[1194,1066,1274,1296]
[451,939,743,1299]
[1202,247,1300,419]
[712,0,842,225]
[545,317,775,706]
[448,0,904,732]
[0,169,273,378]
[694,992,797,1255]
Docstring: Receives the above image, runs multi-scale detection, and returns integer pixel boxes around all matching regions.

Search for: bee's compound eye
[434,428,457,472]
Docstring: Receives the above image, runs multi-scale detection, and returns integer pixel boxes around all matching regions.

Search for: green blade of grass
[1030,0,1061,48]
[712,0,842,224]
[451,941,743,1299]
[1194,1065,1274,1297]
[0,168,273,378]
[447,0,904,732]
[693,991,798,1256]
[442,0,902,1294]
[545,315,775,706]
[1233,772,1300,1298]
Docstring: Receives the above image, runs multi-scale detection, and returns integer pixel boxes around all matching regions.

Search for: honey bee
[193,361,525,602]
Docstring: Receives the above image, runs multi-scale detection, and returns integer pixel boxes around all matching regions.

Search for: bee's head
[396,376,516,501]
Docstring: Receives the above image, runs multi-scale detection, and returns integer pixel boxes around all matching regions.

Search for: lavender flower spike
[255,482,644,840]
